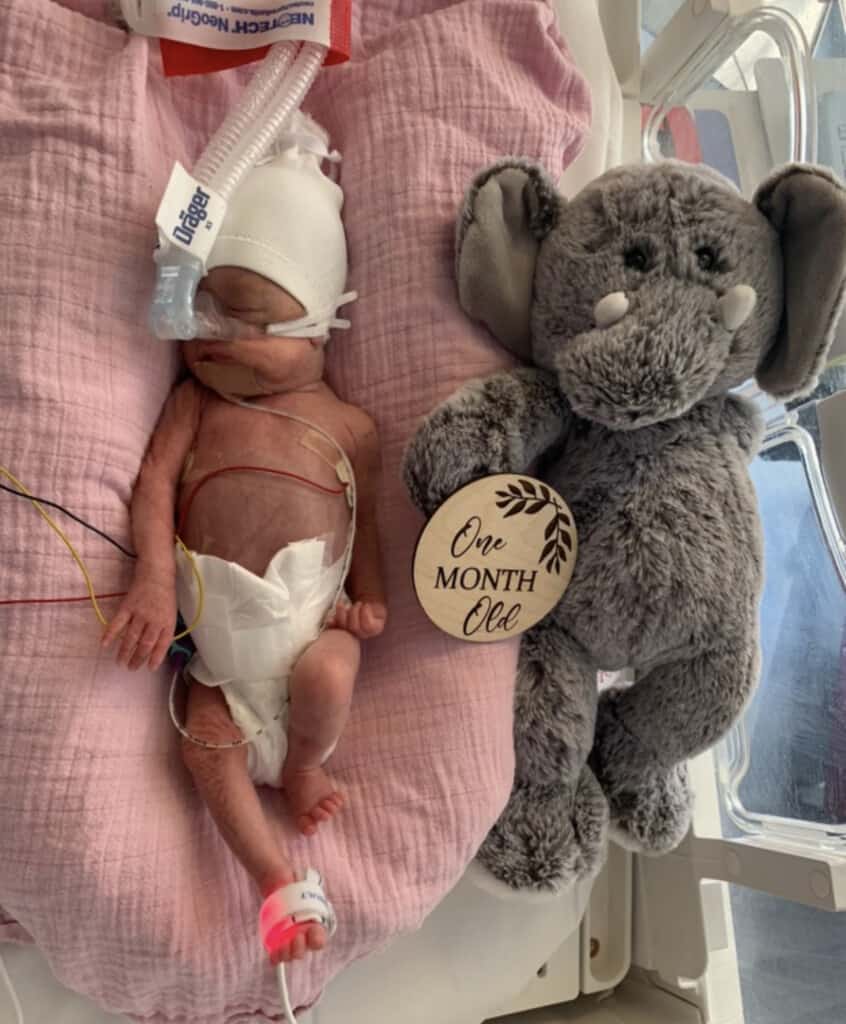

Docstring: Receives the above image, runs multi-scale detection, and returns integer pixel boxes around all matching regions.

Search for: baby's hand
[329,598,387,639]
[101,573,177,671]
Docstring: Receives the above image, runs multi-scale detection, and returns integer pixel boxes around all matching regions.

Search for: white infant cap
[206,112,349,339]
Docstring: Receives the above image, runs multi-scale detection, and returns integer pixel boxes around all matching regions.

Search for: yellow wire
[0,465,203,641]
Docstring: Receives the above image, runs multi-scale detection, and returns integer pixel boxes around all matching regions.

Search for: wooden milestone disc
[412,474,578,643]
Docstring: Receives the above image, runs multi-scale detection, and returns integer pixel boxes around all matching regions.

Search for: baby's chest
[190,397,350,474]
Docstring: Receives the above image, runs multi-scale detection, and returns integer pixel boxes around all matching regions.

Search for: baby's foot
[260,871,330,964]
[283,766,344,836]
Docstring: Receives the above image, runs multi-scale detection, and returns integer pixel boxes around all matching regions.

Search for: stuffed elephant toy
[402,159,846,891]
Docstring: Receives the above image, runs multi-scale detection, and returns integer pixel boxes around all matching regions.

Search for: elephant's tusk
[594,291,629,328]
[717,284,757,332]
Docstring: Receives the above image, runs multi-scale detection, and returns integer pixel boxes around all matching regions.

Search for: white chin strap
[266,290,357,341]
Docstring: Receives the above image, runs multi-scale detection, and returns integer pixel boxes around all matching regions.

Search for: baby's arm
[102,379,200,670]
[332,409,386,639]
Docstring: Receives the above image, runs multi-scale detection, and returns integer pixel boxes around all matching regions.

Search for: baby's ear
[456,159,562,362]
[754,165,846,398]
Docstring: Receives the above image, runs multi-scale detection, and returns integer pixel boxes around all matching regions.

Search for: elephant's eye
[695,245,719,271]
[623,245,652,272]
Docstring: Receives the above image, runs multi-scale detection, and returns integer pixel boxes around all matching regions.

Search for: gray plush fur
[403,160,846,891]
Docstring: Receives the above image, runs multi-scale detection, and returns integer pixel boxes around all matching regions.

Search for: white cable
[277,963,297,1024]
[0,952,25,1024]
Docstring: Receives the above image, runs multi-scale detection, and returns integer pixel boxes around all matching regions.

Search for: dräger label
[155,162,227,270]
[172,183,211,246]
[412,474,578,643]
[120,0,332,50]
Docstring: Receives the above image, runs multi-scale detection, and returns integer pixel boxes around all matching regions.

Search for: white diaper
[175,538,345,785]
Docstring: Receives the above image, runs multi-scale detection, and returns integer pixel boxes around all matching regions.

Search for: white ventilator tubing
[150,41,327,340]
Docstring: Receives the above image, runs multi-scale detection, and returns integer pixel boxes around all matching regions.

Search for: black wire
[0,482,136,559]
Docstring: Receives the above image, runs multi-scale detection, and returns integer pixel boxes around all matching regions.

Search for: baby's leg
[182,682,294,897]
[283,628,360,836]
[181,683,328,963]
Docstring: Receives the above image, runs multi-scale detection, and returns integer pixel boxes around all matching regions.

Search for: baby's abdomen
[178,461,351,577]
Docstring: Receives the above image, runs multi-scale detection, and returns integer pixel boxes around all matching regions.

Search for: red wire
[177,464,347,534]
[2,465,346,610]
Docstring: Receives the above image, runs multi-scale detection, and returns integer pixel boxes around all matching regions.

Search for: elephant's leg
[590,639,756,854]
[478,619,608,890]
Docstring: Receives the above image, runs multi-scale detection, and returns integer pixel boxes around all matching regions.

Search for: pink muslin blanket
[0,1,589,1019]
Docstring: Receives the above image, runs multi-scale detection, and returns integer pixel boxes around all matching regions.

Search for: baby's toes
[297,813,319,836]
[306,924,327,951]
[315,795,343,820]
[272,945,291,965]
[291,932,307,960]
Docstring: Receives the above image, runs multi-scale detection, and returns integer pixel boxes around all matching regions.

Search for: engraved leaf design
[503,499,527,517]
[492,479,574,576]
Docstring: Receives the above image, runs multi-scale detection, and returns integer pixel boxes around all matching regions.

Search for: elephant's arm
[402,367,569,517]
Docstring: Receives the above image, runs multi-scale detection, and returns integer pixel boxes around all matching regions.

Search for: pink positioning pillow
[0,0,589,1019]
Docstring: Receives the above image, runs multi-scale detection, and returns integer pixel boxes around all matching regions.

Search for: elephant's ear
[456,159,562,362]
[754,165,846,398]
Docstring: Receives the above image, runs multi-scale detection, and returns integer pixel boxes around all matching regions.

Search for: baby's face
[183,267,324,394]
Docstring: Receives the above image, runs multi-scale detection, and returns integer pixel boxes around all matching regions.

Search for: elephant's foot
[476,766,608,891]
[599,759,692,855]
[591,693,693,855]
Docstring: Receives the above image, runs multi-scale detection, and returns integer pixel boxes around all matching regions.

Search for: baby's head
[184,267,323,396]
[184,115,349,397]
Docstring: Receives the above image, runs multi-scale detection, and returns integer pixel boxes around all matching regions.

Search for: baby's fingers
[149,625,173,672]
[117,615,146,668]
[328,603,348,630]
[101,604,132,650]
[128,621,160,671]
[360,605,380,637]
[347,602,363,636]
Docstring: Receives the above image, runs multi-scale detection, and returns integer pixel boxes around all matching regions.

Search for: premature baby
[103,116,386,963]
